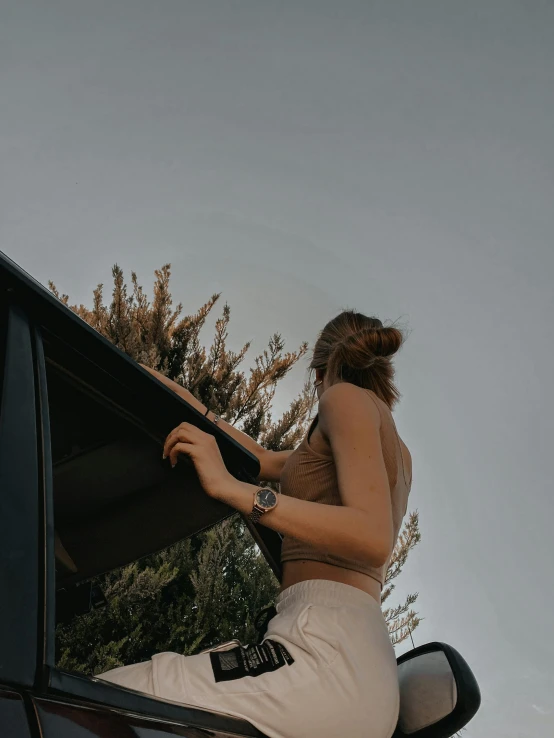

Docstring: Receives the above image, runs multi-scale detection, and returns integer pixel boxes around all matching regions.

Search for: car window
[44,343,279,679]
[55,518,279,678]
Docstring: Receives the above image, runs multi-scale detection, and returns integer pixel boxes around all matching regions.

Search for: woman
[97,310,413,738]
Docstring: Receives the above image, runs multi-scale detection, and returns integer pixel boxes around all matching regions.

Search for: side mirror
[393,642,481,738]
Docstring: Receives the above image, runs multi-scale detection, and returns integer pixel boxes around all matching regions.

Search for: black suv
[0,251,480,738]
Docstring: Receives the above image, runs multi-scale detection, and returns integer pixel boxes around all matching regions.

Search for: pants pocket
[299,605,340,668]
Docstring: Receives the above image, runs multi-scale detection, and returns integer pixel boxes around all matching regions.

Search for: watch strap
[248,506,265,525]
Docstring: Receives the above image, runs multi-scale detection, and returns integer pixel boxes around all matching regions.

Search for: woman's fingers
[163,422,193,458]
[168,441,195,468]
[163,422,211,460]
[161,424,230,498]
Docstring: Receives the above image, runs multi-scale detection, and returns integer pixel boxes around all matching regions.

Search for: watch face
[257,489,277,509]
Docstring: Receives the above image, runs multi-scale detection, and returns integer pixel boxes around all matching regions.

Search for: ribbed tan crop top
[279,390,412,588]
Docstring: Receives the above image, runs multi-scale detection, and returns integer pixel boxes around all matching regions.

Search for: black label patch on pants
[210,640,295,683]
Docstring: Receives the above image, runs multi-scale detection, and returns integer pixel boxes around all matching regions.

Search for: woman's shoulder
[318,383,382,432]
[349,387,413,481]
[319,382,381,411]
[317,383,412,481]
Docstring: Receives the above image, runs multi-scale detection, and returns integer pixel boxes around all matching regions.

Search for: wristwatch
[248,487,279,524]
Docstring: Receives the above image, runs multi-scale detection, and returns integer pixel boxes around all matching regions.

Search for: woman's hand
[163,422,235,501]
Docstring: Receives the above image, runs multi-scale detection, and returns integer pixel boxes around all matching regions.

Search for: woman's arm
[140,364,291,482]
[164,382,394,567]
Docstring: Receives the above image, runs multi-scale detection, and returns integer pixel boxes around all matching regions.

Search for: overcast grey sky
[2,1,553,736]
